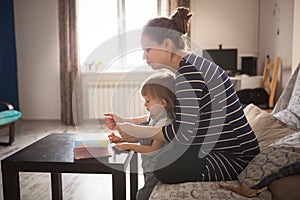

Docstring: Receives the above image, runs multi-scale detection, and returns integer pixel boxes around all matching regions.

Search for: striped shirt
[162,53,260,181]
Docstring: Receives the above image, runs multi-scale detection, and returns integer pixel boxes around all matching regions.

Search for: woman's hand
[104,113,123,130]
[108,132,123,143]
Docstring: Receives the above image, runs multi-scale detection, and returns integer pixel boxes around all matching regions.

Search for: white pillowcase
[244,104,297,150]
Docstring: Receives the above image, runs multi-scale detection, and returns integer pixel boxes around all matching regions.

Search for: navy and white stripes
[162,53,260,181]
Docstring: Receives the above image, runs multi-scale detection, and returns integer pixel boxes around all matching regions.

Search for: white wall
[14,0,297,120]
[191,0,259,70]
[258,0,294,96]
[191,0,294,101]
[258,0,294,71]
[14,0,60,119]
[293,0,300,72]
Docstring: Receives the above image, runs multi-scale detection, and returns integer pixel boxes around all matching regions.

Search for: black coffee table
[1,133,138,200]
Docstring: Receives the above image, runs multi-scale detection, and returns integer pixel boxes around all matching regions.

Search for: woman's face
[141,34,171,70]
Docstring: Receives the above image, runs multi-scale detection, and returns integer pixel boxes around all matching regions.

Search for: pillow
[272,65,299,114]
[273,109,300,130]
[0,110,22,125]
[268,175,300,200]
[238,132,300,186]
[244,104,297,150]
[287,70,300,118]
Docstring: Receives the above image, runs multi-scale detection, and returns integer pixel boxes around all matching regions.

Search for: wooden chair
[0,101,22,145]
[236,56,281,112]
[262,56,281,110]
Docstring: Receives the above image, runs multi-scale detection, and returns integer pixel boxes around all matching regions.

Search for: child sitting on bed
[105,71,175,200]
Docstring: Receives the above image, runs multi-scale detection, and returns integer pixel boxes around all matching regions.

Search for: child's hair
[141,72,176,120]
[142,7,192,50]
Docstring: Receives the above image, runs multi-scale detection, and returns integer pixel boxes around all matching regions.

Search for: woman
[105,7,260,184]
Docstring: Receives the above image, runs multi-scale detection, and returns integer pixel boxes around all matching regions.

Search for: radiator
[88,81,147,119]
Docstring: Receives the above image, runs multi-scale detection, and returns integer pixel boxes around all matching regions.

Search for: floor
[0,120,144,200]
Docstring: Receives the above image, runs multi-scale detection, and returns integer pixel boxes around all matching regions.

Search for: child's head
[141,71,175,119]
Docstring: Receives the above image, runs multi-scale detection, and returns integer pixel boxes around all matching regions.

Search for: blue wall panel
[0,0,19,110]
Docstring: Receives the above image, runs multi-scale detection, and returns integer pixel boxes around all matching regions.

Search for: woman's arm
[126,115,149,124]
[116,140,164,154]
[117,122,166,142]
[104,113,148,130]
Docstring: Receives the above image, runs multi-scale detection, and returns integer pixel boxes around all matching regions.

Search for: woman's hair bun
[171,7,192,34]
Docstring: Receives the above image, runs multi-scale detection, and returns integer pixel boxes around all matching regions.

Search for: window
[78,0,158,72]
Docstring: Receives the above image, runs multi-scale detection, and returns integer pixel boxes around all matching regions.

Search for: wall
[191,0,259,70]
[191,0,294,101]
[258,0,294,97]
[258,0,294,72]
[14,0,297,120]
[293,0,300,72]
[14,0,60,119]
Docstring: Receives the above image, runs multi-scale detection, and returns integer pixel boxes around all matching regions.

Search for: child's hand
[104,113,124,130]
[104,113,117,130]
[115,143,131,151]
[108,132,123,143]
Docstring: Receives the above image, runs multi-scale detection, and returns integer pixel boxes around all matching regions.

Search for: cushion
[149,181,272,200]
[272,65,299,114]
[238,132,300,186]
[268,175,300,200]
[0,110,22,125]
[273,109,300,130]
[287,69,300,118]
[244,104,297,150]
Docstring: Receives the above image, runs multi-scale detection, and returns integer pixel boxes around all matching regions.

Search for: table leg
[1,163,20,200]
[130,152,138,200]
[112,169,126,200]
[51,172,63,200]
